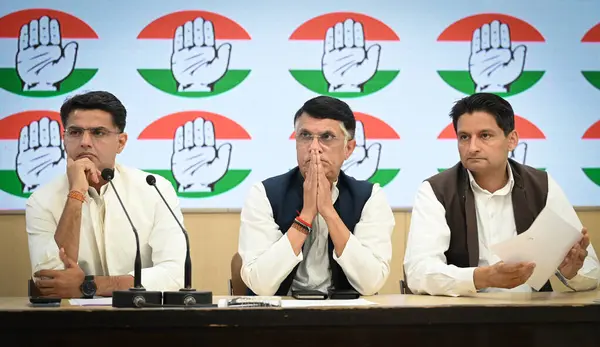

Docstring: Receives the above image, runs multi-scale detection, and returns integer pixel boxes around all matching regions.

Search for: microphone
[146,174,212,306]
[102,168,162,308]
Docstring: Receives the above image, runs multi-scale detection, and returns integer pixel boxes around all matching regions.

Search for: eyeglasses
[295,131,344,147]
[64,126,121,141]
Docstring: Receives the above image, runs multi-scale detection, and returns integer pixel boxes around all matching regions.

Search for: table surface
[2,291,600,311]
[3,292,600,346]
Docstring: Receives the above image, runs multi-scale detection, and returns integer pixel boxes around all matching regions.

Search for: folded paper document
[490,206,582,291]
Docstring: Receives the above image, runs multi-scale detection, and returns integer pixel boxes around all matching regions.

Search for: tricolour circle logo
[0,9,98,97]
[289,12,400,98]
[437,115,545,171]
[0,111,66,197]
[582,23,600,91]
[290,112,400,186]
[137,11,251,98]
[437,13,545,97]
[138,111,251,197]
[582,121,600,187]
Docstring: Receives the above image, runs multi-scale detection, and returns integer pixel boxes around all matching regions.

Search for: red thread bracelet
[295,215,312,229]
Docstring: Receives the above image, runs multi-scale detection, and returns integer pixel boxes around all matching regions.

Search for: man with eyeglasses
[25,91,186,298]
[238,96,395,296]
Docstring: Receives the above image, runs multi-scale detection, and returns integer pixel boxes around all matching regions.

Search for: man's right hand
[66,157,101,194]
[474,261,536,290]
[300,151,318,223]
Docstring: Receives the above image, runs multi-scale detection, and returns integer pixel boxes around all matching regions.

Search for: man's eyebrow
[298,128,337,134]
[66,126,110,129]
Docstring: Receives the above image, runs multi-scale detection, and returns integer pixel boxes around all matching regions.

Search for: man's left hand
[34,248,85,298]
[559,227,590,279]
[316,152,335,219]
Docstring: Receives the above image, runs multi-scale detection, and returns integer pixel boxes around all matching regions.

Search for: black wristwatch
[80,275,97,298]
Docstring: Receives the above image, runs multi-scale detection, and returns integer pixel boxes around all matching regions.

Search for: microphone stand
[101,168,162,308]
[146,174,213,306]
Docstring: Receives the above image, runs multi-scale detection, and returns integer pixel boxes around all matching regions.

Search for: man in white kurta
[26,91,185,298]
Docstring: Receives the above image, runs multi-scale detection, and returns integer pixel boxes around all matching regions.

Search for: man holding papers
[404,93,599,296]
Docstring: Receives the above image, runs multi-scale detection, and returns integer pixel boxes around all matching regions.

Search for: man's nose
[468,137,480,153]
[309,136,323,153]
[80,130,93,148]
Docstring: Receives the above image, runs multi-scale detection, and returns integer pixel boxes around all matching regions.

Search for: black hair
[293,95,356,138]
[450,93,514,136]
[60,91,127,132]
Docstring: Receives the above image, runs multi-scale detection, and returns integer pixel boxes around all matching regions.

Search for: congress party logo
[137,11,251,97]
[290,112,400,186]
[0,9,98,97]
[582,23,600,91]
[437,14,545,97]
[437,115,545,171]
[289,12,400,98]
[138,111,251,197]
[582,121,600,187]
[0,111,66,198]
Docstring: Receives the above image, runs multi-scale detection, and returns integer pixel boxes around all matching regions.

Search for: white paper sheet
[281,298,377,308]
[490,206,582,290]
[69,298,113,306]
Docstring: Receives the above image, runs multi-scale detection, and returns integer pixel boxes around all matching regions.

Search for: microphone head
[146,174,156,186]
[101,168,114,181]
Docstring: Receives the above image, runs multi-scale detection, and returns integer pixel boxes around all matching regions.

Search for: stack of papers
[281,298,376,308]
[69,298,113,306]
[217,297,377,308]
[218,296,282,308]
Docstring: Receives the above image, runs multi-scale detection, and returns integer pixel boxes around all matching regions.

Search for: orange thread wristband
[68,190,86,203]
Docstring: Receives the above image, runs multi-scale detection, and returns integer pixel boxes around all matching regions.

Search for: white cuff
[558,270,599,292]
[446,267,477,296]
